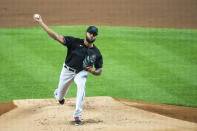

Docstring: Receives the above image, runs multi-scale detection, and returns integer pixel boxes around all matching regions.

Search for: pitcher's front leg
[73,71,88,120]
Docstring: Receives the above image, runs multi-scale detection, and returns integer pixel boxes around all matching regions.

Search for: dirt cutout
[0,97,197,131]
[0,101,17,116]
[115,98,197,123]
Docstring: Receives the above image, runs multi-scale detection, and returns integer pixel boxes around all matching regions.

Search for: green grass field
[0,26,197,107]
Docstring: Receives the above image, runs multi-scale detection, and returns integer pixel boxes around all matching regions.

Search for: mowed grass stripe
[97,26,197,106]
[132,41,196,86]
[129,44,195,106]
[0,45,57,101]
[0,31,61,100]
[102,39,184,104]
[125,28,197,65]
[110,27,197,87]
[0,55,43,101]
[129,29,197,88]
[100,58,178,103]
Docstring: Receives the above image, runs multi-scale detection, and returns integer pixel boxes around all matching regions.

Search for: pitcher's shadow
[70,119,103,125]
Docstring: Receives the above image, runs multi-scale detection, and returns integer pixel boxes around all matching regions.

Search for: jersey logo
[83,55,96,68]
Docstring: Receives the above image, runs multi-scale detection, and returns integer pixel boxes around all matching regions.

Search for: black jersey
[63,36,103,71]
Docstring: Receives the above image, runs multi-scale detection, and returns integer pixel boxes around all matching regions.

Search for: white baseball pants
[54,63,88,120]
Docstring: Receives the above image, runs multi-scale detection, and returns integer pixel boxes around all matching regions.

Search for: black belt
[64,65,80,73]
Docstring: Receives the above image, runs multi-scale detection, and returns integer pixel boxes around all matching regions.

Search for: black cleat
[58,99,65,105]
[74,117,82,125]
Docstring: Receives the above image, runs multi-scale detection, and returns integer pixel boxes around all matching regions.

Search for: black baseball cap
[86,26,98,36]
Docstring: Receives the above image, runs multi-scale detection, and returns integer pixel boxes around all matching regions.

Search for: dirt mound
[0,97,197,131]
[0,0,197,28]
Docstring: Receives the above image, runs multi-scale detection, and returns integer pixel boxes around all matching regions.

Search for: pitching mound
[0,97,197,131]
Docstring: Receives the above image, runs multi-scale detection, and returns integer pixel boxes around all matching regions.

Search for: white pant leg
[54,64,75,101]
[73,70,88,120]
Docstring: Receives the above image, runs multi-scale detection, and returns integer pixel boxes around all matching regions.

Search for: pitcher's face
[86,32,97,43]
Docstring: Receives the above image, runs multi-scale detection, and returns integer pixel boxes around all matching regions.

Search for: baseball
[34,14,40,19]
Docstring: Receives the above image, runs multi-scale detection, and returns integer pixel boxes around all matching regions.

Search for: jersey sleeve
[63,36,75,48]
[95,55,103,69]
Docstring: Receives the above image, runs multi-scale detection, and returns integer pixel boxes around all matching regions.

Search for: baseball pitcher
[33,14,103,125]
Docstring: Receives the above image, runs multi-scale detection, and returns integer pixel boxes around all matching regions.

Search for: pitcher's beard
[86,36,95,44]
